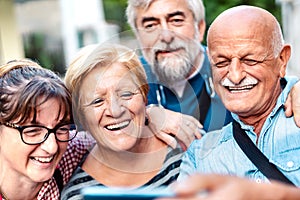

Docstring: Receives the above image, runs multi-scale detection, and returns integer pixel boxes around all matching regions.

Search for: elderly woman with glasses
[0,59,93,200]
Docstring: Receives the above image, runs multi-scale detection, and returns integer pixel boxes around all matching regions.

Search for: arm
[158,174,300,200]
[146,105,202,150]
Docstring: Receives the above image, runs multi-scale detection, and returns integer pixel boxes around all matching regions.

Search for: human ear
[278,44,291,78]
[197,19,206,43]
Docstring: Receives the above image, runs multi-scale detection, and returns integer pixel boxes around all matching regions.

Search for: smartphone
[81,185,175,200]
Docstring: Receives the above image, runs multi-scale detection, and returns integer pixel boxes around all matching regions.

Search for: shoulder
[61,165,99,200]
[57,132,95,183]
[188,124,232,158]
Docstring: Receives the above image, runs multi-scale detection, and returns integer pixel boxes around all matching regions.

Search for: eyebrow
[141,11,186,24]
[142,16,158,24]
[168,11,185,19]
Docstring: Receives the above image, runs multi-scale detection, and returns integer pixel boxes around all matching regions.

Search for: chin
[30,172,53,183]
[225,103,248,114]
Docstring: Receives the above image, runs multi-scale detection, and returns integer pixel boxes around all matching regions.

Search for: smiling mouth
[157,50,174,54]
[31,156,54,163]
[105,120,130,131]
[226,84,256,93]
[156,48,182,56]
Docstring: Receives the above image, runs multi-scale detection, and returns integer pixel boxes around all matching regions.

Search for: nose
[106,95,124,118]
[227,58,247,84]
[40,133,58,154]
[159,22,174,44]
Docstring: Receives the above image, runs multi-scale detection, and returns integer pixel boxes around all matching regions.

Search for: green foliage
[203,0,281,28]
[202,0,282,44]
[102,0,131,33]
[102,0,282,43]
[22,0,282,75]
[23,32,65,75]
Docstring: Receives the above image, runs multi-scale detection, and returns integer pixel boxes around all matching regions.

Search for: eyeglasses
[1,122,77,145]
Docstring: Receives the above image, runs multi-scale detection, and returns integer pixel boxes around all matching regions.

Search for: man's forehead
[136,0,190,18]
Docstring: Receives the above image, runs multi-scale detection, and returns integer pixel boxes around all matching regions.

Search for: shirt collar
[220,76,298,143]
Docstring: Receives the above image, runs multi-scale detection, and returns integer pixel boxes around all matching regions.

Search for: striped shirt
[61,145,184,200]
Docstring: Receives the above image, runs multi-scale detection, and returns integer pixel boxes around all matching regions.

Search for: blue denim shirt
[178,77,300,186]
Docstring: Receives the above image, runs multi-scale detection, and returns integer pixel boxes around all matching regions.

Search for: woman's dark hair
[0,59,72,124]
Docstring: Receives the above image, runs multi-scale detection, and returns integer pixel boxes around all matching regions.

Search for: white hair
[126,0,205,33]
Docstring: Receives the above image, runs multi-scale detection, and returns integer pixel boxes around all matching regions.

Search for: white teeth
[229,85,254,92]
[106,121,130,130]
[33,156,53,163]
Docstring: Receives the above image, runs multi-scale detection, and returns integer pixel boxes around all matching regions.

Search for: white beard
[149,36,201,86]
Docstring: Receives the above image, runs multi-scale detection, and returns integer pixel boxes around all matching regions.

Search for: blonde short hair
[65,43,149,126]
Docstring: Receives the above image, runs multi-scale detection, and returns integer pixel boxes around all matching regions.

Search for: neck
[83,136,168,187]
[0,165,41,200]
[89,135,167,173]
[239,88,282,138]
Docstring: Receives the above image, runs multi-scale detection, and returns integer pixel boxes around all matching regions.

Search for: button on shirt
[178,77,300,186]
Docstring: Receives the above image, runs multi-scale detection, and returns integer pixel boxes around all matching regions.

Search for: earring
[145,117,149,126]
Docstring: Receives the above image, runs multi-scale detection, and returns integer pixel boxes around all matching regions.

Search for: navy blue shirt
[141,48,231,131]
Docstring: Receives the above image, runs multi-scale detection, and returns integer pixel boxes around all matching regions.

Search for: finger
[172,174,229,195]
[178,140,187,151]
[183,116,203,139]
[173,122,197,149]
[290,85,300,127]
[284,92,293,117]
[185,115,203,129]
[156,198,198,200]
[151,127,177,148]
[171,175,207,195]
[171,117,203,149]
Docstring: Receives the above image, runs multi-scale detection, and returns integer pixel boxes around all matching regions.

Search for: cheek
[128,99,146,119]
[212,68,228,95]
[0,132,21,150]
[83,107,103,125]
[212,68,226,84]
[137,33,155,48]
[173,24,197,40]
[58,142,68,156]
[1,136,33,163]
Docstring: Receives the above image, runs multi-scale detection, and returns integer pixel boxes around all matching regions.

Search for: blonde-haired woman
[61,44,199,199]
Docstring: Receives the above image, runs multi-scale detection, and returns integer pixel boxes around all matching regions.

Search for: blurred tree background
[103,0,130,33]
[23,0,281,74]
[23,32,65,73]
[203,0,281,26]
[202,0,281,44]
[102,0,282,42]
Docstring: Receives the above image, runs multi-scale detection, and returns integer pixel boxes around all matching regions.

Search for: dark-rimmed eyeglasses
[1,122,77,145]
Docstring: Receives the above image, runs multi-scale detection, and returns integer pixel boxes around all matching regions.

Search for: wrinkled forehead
[135,0,191,20]
[208,17,274,55]
[208,6,276,44]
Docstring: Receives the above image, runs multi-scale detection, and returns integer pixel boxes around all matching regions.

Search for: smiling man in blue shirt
[178,5,300,186]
